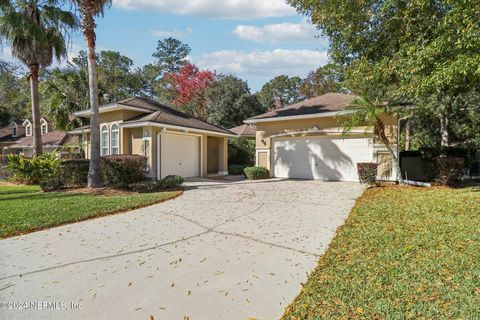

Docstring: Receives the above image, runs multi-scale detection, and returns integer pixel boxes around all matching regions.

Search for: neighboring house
[229,124,256,139]
[70,97,235,179]
[1,118,79,157]
[244,93,396,182]
[0,120,24,154]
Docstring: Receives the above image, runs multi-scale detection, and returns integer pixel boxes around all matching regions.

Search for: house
[70,97,235,179]
[0,120,24,153]
[229,124,256,139]
[244,93,396,181]
[0,118,79,157]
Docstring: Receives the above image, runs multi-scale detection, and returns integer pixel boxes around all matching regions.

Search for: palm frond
[0,0,78,66]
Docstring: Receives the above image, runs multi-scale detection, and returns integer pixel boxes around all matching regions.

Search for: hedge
[61,159,90,186]
[244,166,270,180]
[100,155,147,188]
[128,175,184,193]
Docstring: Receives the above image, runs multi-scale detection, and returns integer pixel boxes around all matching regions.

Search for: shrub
[6,152,61,184]
[434,157,465,185]
[244,166,270,180]
[160,175,184,189]
[128,175,184,193]
[0,154,7,165]
[228,137,255,165]
[0,155,9,179]
[100,155,147,187]
[357,162,378,186]
[61,159,90,186]
[128,180,159,193]
[228,164,249,175]
[40,175,64,192]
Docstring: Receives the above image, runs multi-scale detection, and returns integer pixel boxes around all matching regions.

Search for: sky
[1,0,330,92]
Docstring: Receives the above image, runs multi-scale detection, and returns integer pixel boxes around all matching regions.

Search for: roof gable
[72,97,234,136]
[117,97,234,135]
[246,93,357,123]
[229,124,256,137]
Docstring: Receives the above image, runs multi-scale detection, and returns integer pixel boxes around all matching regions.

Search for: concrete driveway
[0,179,364,320]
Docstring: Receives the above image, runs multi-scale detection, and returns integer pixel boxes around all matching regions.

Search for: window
[41,124,47,135]
[12,127,17,137]
[111,123,119,155]
[101,124,109,156]
[26,125,31,136]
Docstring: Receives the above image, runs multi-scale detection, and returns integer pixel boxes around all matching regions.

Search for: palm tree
[341,97,404,184]
[71,0,111,188]
[0,0,77,155]
[43,64,89,130]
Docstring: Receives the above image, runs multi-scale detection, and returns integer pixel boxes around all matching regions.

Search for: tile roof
[121,97,233,135]
[248,93,357,120]
[9,131,72,148]
[0,126,23,143]
[229,124,256,137]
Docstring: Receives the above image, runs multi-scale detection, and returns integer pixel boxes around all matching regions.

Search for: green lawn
[0,185,181,238]
[282,186,480,320]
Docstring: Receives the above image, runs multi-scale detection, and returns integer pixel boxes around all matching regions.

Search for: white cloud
[113,0,296,19]
[233,20,325,44]
[151,27,193,39]
[65,43,83,63]
[192,49,329,84]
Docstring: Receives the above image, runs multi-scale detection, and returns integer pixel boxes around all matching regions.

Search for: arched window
[101,124,109,156]
[111,123,119,155]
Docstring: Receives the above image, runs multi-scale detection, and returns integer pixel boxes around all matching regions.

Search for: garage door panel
[162,133,199,178]
[273,136,373,181]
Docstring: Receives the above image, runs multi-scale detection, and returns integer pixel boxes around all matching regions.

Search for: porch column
[218,137,228,175]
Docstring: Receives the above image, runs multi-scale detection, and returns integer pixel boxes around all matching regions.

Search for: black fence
[400,150,480,182]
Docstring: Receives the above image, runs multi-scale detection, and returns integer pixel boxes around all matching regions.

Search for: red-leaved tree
[167,63,215,120]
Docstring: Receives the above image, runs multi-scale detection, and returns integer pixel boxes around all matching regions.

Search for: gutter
[73,103,151,117]
[119,121,237,137]
[269,128,373,138]
[244,110,354,124]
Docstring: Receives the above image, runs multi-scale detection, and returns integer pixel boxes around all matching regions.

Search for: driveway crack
[0,204,267,282]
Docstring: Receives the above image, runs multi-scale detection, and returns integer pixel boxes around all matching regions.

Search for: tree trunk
[377,121,404,184]
[29,64,42,155]
[405,121,411,151]
[438,91,449,147]
[83,9,102,188]
[440,109,449,147]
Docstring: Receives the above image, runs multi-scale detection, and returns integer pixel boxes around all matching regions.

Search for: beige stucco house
[244,93,396,182]
[71,97,235,179]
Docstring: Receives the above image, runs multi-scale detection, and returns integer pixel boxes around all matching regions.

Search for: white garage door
[273,136,373,181]
[161,133,199,178]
